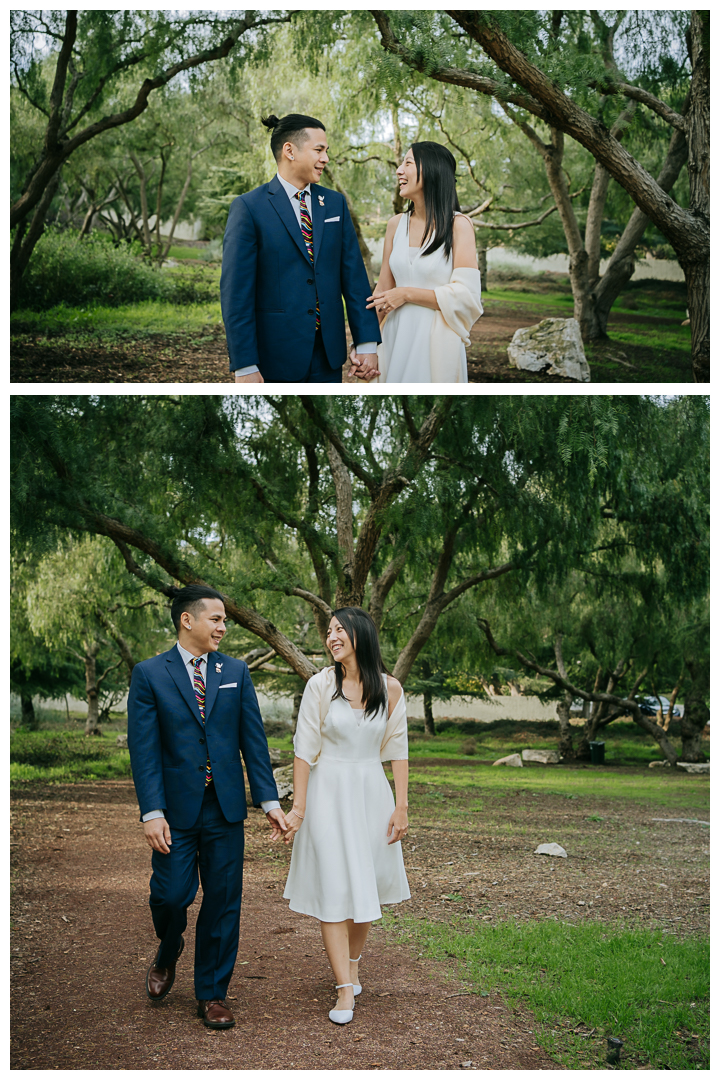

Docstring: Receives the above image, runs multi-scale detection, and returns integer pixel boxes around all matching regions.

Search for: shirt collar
[176,641,208,668]
[276,172,311,201]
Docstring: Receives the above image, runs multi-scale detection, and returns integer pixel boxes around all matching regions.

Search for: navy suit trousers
[149,784,244,1000]
[304,330,342,383]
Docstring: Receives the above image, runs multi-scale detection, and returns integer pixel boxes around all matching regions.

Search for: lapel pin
[318,195,325,206]
[215,663,223,673]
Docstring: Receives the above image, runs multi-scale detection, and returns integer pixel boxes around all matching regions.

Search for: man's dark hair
[261,113,326,162]
[170,585,225,633]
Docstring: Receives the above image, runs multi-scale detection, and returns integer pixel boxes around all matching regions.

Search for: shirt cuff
[142,810,165,822]
[355,342,377,354]
[260,800,281,813]
[235,365,260,377]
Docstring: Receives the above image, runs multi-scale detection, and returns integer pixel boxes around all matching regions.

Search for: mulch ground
[10,767,709,1071]
[10,307,686,385]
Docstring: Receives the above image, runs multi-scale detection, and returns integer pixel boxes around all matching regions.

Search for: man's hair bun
[261,114,281,130]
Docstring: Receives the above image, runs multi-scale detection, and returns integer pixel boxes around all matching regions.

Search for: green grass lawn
[10,298,224,340]
[381,913,708,1070]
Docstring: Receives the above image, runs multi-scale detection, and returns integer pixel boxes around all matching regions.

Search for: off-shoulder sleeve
[379,690,409,762]
[293,670,329,765]
[434,267,483,346]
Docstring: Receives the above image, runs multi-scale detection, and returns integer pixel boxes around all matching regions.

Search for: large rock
[268,747,281,766]
[116,733,128,748]
[534,843,568,858]
[676,762,710,774]
[492,753,523,767]
[648,759,671,768]
[508,318,591,382]
[521,749,561,764]
[272,764,294,798]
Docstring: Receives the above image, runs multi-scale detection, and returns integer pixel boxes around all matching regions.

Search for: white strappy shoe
[329,983,355,1025]
[350,954,362,996]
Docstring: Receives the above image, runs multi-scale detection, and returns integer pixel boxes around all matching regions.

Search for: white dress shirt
[234,173,376,377]
[141,642,280,820]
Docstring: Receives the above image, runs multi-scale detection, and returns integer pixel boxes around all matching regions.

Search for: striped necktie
[296,190,321,329]
[191,657,212,786]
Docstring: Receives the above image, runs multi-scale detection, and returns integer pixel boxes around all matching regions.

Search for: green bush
[16,228,173,310]
[10,730,111,767]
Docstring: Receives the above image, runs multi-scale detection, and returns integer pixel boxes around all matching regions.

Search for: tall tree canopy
[11,395,708,734]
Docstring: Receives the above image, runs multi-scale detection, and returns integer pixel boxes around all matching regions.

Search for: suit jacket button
[307,309,314,315]
[198,766,204,772]
[199,738,205,744]
[307,279,313,285]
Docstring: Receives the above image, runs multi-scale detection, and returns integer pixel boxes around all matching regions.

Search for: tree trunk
[555,693,575,760]
[10,167,63,309]
[542,129,600,340]
[593,123,689,333]
[477,241,487,290]
[83,642,102,736]
[684,11,710,382]
[679,658,709,762]
[20,691,38,730]
[130,152,152,257]
[423,689,436,736]
[291,689,304,736]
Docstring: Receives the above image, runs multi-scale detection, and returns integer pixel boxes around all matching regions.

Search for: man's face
[180,599,226,655]
[287,128,329,186]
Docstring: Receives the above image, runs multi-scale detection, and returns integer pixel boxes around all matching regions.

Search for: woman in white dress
[282,607,410,1026]
[364,142,483,383]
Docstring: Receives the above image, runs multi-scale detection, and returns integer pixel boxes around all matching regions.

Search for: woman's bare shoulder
[387,675,403,712]
[453,213,476,235]
[385,214,403,238]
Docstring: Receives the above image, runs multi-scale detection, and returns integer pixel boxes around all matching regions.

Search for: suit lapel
[268,175,312,265]
[203,656,222,722]
[310,185,325,264]
[166,646,205,730]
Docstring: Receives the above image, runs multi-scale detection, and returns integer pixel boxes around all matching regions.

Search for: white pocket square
[219,682,238,688]
[325,216,340,223]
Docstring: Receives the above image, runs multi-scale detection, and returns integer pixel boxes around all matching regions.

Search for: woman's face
[326,616,356,664]
[397,150,421,201]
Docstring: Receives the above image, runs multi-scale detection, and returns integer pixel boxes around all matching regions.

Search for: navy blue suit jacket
[127,645,279,830]
[220,176,381,380]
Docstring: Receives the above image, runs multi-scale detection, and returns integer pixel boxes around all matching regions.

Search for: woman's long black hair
[407,141,461,261]
[329,607,389,719]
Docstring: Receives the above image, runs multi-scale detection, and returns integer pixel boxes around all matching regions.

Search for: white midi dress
[377,213,483,384]
[283,669,411,923]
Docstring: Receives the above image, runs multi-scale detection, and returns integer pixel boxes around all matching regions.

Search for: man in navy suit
[127,585,286,1029]
[220,112,382,383]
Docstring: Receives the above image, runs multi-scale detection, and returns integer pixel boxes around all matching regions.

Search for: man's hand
[349,348,380,381]
[143,818,172,854]
[235,371,265,383]
[266,807,288,842]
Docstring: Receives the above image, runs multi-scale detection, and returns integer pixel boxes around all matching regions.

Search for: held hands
[366,288,409,316]
[386,807,409,845]
[266,807,289,842]
[349,348,380,381]
[281,806,305,845]
[143,818,172,854]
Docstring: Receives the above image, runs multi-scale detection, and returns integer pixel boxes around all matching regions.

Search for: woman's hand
[367,287,409,315]
[387,806,408,845]
[283,806,305,845]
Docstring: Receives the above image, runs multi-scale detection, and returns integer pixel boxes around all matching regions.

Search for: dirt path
[10,781,559,1071]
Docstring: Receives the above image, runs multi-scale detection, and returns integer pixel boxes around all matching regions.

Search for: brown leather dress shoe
[197,999,236,1028]
[146,936,185,1001]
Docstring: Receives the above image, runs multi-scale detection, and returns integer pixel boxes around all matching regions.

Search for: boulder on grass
[521,748,561,764]
[648,760,671,768]
[508,318,591,382]
[492,753,523,767]
[116,733,128,748]
[268,747,281,766]
[676,762,710,774]
[273,764,294,798]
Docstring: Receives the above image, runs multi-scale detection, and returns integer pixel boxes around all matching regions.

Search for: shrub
[460,737,477,756]
[16,228,173,311]
[10,730,110,767]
